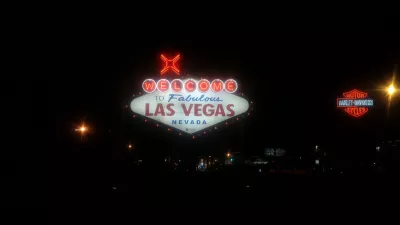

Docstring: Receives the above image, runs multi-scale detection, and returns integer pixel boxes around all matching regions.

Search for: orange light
[75,125,88,134]
[388,84,395,95]
[160,54,180,75]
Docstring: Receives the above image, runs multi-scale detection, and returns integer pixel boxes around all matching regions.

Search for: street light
[75,124,88,140]
[75,125,87,133]
[387,84,395,96]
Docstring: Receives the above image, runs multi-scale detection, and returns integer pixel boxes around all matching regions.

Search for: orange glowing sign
[337,89,374,117]
[160,54,180,75]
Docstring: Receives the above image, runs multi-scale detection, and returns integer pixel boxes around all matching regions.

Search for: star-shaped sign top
[160,54,180,75]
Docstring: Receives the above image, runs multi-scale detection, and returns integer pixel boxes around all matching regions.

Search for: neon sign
[131,78,249,134]
[129,53,251,135]
[142,79,237,93]
[337,89,374,117]
[160,54,180,75]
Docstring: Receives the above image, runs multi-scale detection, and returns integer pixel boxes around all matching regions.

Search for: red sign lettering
[211,79,224,92]
[171,79,183,92]
[224,79,237,93]
[157,79,170,92]
[184,79,196,92]
[142,79,156,93]
[198,79,210,93]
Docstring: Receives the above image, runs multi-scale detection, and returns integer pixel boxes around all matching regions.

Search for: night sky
[52,27,399,162]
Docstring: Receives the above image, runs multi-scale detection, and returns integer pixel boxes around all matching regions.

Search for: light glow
[388,85,395,95]
[160,54,180,75]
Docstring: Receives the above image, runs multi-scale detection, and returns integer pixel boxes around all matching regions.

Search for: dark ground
[47,151,400,224]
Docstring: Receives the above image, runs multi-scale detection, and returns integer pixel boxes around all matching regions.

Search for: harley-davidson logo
[337,89,374,117]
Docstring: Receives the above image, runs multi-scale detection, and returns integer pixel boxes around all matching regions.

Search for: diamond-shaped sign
[130,85,249,134]
[337,89,374,118]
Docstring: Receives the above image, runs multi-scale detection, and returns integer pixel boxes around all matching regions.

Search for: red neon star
[160,54,180,75]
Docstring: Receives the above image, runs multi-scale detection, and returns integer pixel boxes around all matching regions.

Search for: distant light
[112,187,116,190]
[128,144,132,149]
[246,185,250,188]
[388,84,395,95]
[76,125,87,133]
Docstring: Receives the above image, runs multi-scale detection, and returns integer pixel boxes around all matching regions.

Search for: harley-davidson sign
[337,89,374,117]
[130,78,249,134]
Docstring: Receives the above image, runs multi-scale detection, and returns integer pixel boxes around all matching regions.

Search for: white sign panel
[130,79,249,134]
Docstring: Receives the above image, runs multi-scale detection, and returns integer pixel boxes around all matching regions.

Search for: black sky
[53,26,400,160]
